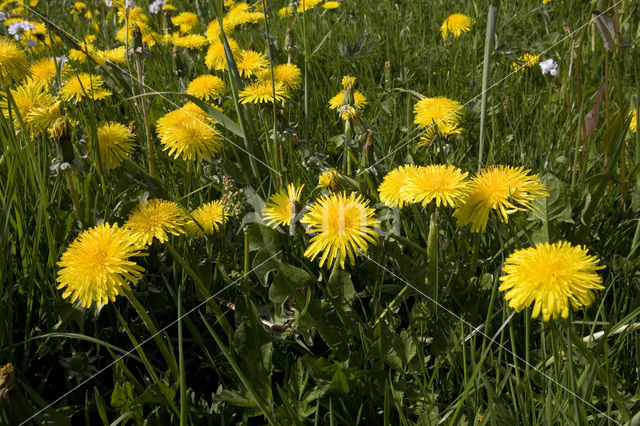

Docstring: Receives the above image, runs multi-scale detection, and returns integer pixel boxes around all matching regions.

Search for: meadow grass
[1,0,640,424]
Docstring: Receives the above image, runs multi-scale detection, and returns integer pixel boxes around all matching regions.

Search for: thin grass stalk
[478,0,499,171]
[178,284,187,426]
[261,0,281,185]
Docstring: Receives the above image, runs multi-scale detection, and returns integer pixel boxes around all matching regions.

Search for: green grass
[1,0,640,424]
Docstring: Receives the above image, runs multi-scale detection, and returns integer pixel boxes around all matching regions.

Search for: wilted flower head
[318,168,340,191]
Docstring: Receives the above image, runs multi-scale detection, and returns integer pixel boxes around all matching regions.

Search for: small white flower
[149,0,166,14]
[125,0,135,9]
[105,0,113,6]
[7,20,36,40]
[539,58,558,76]
[0,11,6,21]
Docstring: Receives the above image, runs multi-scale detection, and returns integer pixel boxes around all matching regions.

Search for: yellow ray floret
[125,199,187,246]
[378,164,420,209]
[441,13,473,38]
[263,183,304,228]
[186,200,227,237]
[402,164,468,208]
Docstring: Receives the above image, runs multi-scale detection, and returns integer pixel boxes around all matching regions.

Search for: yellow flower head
[171,33,208,50]
[59,73,112,103]
[263,183,304,228]
[205,18,237,43]
[258,63,302,90]
[454,165,549,232]
[301,192,378,269]
[125,199,187,245]
[500,241,605,321]
[0,37,30,84]
[172,11,199,33]
[441,13,473,38]
[341,75,356,90]
[30,57,56,84]
[323,1,340,10]
[512,53,540,72]
[186,200,227,237]
[239,81,290,104]
[328,90,367,110]
[378,164,420,208]
[630,108,638,134]
[205,38,241,70]
[402,164,468,208]
[187,74,226,101]
[156,102,223,161]
[1,80,56,131]
[57,223,145,308]
[413,96,463,143]
[98,46,127,64]
[318,168,340,191]
[95,122,135,170]
[236,49,269,77]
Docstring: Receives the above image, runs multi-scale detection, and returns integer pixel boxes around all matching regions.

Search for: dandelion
[318,168,340,191]
[125,199,187,245]
[156,102,223,162]
[402,165,468,208]
[172,12,199,33]
[263,184,304,228]
[1,80,57,131]
[630,108,638,134]
[171,33,208,50]
[454,165,548,232]
[239,81,290,104]
[30,57,56,84]
[328,90,367,110]
[413,96,463,144]
[441,13,473,38]
[0,37,30,84]
[500,241,605,321]
[378,164,420,208]
[187,74,226,102]
[56,223,145,308]
[98,46,127,64]
[59,73,112,103]
[512,53,540,72]
[323,1,340,9]
[186,200,227,237]
[236,50,269,77]
[95,122,135,170]
[205,38,241,70]
[258,63,302,90]
[301,192,378,269]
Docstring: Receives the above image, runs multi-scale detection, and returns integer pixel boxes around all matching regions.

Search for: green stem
[178,285,187,426]
[478,0,499,171]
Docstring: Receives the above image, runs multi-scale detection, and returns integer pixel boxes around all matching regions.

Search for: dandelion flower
[30,57,56,84]
[301,192,378,269]
[59,73,112,103]
[441,13,473,38]
[0,37,30,83]
[318,168,340,191]
[258,63,302,90]
[500,241,605,321]
[125,199,187,245]
[236,50,269,77]
[205,18,237,43]
[27,102,63,133]
[328,90,367,110]
[98,46,127,64]
[171,11,199,33]
[454,165,548,232]
[630,108,638,134]
[56,223,145,308]
[413,96,463,144]
[402,165,468,208]
[95,122,135,170]
[205,38,241,71]
[512,53,540,72]
[323,1,340,9]
[187,74,226,101]
[156,102,223,161]
[378,164,420,208]
[263,184,304,228]
[186,200,227,237]
[239,81,290,104]
[171,33,208,50]
[1,80,56,130]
